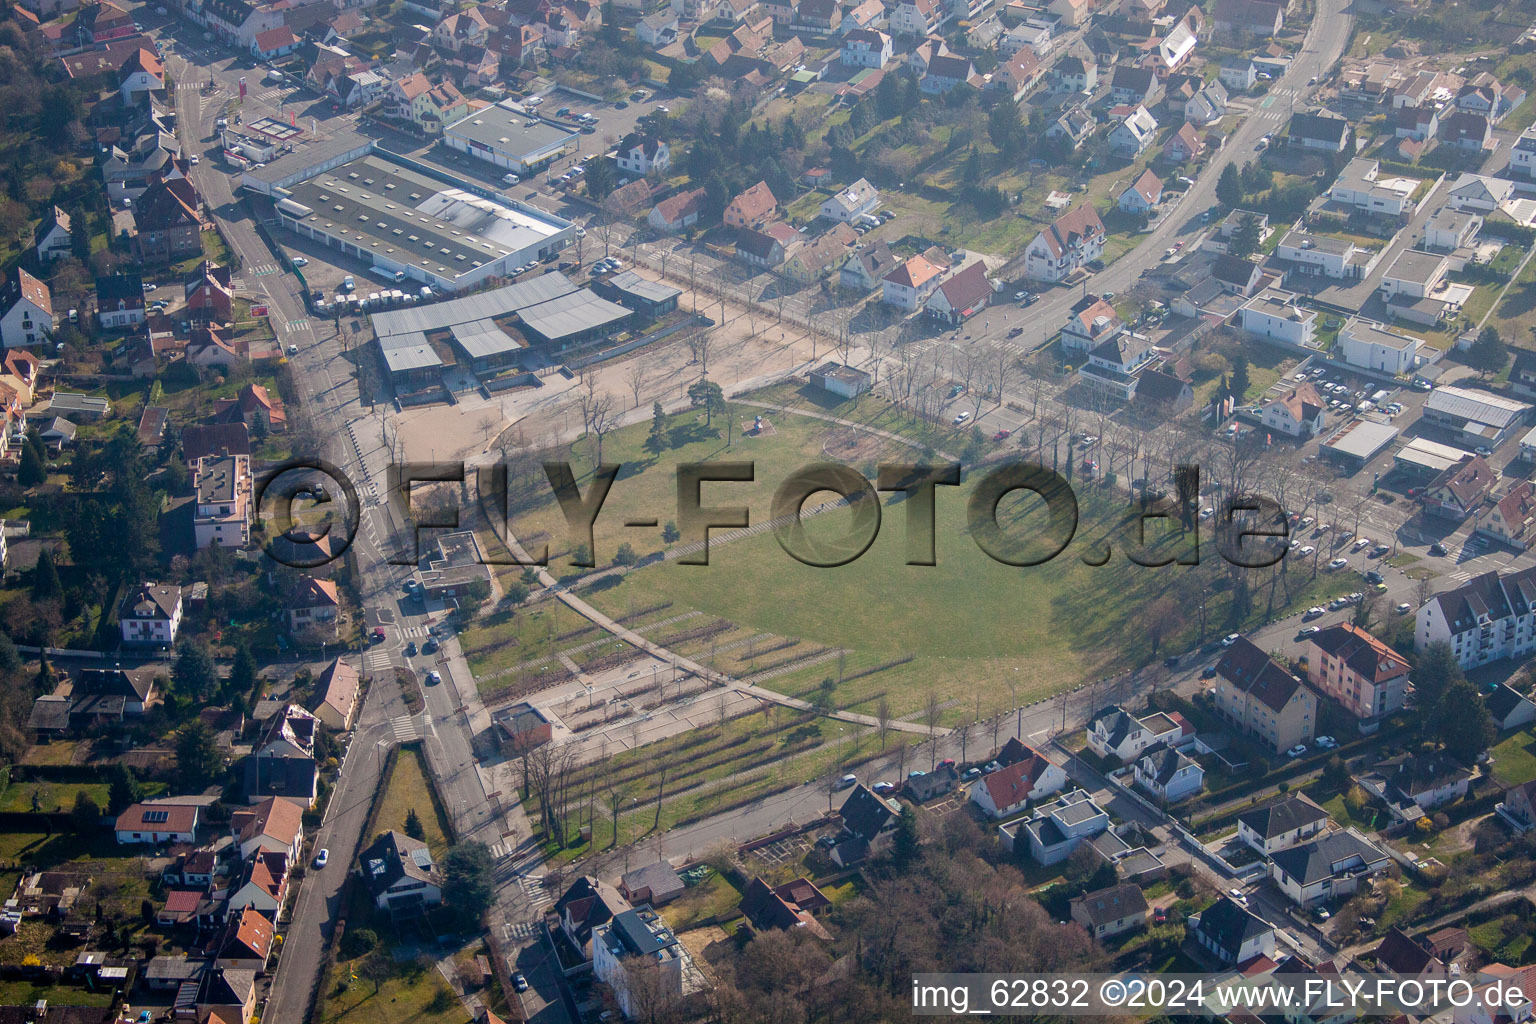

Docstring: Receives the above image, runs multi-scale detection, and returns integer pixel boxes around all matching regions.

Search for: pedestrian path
[250,263,280,277]
[365,648,393,675]
[389,715,420,742]
[518,874,554,909]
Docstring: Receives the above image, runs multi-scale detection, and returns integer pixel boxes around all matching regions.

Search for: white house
[1275,231,1374,280]
[614,134,669,176]
[1013,789,1110,863]
[1338,316,1423,375]
[1236,794,1330,856]
[1511,125,1536,179]
[1086,705,1192,761]
[1107,105,1158,159]
[1219,57,1257,92]
[33,206,73,264]
[1,268,53,350]
[1328,158,1418,218]
[840,28,891,67]
[1133,746,1204,803]
[1259,383,1326,438]
[1379,249,1449,303]
[1424,208,1482,252]
[1190,897,1276,964]
[1268,829,1391,907]
[1416,566,1536,670]
[820,178,880,222]
[1237,288,1317,346]
[115,803,200,845]
[360,830,442,914]
[593,909,689,1019]
[1025,204,1105,283]
[1118,169,1163,214]
[969,749,1067,818]
[999,20,1051,58]
[119,583,183,647]
[881,254,944,310]
[1061,297,1124,353]
[1448,172,1515,213]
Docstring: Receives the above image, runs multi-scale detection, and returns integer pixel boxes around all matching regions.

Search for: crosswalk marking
[285,318,309,331]
[519,875,553,908]
[390,715,419,741]
[502,921,537,940]
[251,263,280,277]
[365,649,392,674]
[1449,570,1474,582]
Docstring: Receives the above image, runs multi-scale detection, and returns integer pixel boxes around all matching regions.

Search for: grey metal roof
[240,131,376,189]
[379,331,444,373]
[606,269,680,305]
[372,273,577,338]
[450,317,522,359]
[1323,419,1398,459]
[517,289,632,343]
[1425,385,1530,429]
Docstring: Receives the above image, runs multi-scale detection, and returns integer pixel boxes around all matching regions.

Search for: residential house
[969,748,1068,818]
[1237,288,1318,346]
[592,908,691,1020]
[1443,111,1493,153]
[1213,0,1282,38]
[1237,793,1330,856]
[723,181,777,230]
[840,241,898,291]
[552,876,632,960]
[1211,636,1318,752]
[887,0,943,36]
[1288,111,1351,152]
[119,583,182,647]
[1475,480,1536,551]
[1009,789,1110,863]
[1162,122,1202,164]
[794,0,841,30]
[1118,169,1164,214]
[191,454,252,549]
[636,10,678,45]
[1024,204,1106,282]
[1337,317,1423,376]
[1213,254,1265,297]
[250,24,298,58]
[1501,779,1536,832]
[1046,104,1098,150]
[96,273,145,331]
[1374,927,1452,982]
[1187,81,1228,126]
[134,177,203,266]
[1190,896,1276,964]
[232,797,305,862]
[1055,55,1098,94]
[1424,208,1482,252]
[1416,566,1536,669]
[1358,753,1474,823]
[1422,455,1496,521]
[386,73,467,133]
[820,178,880,222]
[1107,105,1159,159]
[1109,65,1159,107]
[217,908,274,972]
[311,658,360,731]
[736,224,799,268]
[1269,829,1391,906]
[647,188,706,233]
[840,28,891,67]
[1049,0,1090,27]
[1,268,53,349]
[115,803,200,845]
[838,0,883,31]
[185,261,235,324]
[119,47,164,104]
[75,1,134,43]
[615,133,669,176]
[1061,296,1124,353]
[1080,333,1156,400]
[619,862,685,907]
[1133,746,1204,802]
[1259,383,1326,439]
[1070,883,1148,940]
[1086,704,1192,761]
[999,20,1050,59]
[1487,682,1536,731]
[33,206,73,264]
[1276,231,1373,280]
[213,383,284,434]
[830,784,901,867]
[881,254,944,311]
[287,576,339,635]
[738,877,831,939]
[782,225,857,283]
[227,849,289,917]
[1304,623,1410,720]
[1134,367,1194,414]
[1219,56,1257,92]
[1394,104,1440,142]
[1511,125,1536,179]
[1448,172,1515,213]
[919,53,979,93]
[359,830,442,914]
[924,261,991,324]
[905,764,959,802]
[1143,20,1196,78]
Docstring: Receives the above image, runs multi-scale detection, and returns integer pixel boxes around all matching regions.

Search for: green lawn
[0,981,112,1007]
[0,782,111,814]
[659,870,743,931]
[1492,727,1536,787]
[321,958,469,1024]
[373,747,453,857]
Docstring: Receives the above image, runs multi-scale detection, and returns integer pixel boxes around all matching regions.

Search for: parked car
[872,781,895,794]
[1298,625,1320,636]
[291,256,307,267]
[1396,602,1412,614]
[835,773,857,789]
[426,670,442,685]
[1221,633,1240,646]
[1299,545,1315,556]
[1315,736,1336,749]
[952,411,971,425]
[313,848,328,868]
[370,627,385,642]
[1304,606,1324,619]
[1287,744,1308,758]
[1328,557,1348,569]
[512,973,528,993]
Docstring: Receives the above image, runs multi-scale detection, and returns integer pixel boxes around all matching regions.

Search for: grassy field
[0,981,113,1006]
[472,387,1354,724]
[320,958,470,1024]
[658,870,743,931]
[1492,727,1536,787]
[373,746,454,857]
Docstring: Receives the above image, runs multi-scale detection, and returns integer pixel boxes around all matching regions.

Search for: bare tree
[577,373,617,464]
[876,696,892,751]
[624,362,649,410]
[924,691,942,769]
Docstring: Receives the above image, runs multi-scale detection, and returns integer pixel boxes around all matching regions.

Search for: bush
[342,927,379,959]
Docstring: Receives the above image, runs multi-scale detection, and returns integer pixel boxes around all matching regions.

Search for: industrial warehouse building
[1422,386,1532,449]
[1320,419,1398,472]
[242,139,577,293]
[442,101,582,176]
[370,273,633,391]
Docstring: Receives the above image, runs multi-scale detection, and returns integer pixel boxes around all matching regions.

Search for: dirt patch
[819,425,885,461]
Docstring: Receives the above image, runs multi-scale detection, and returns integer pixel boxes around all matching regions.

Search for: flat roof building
[592,270,681,318]
[272,152,575,293]
[1423,385,1532,448]
[442,100,582,176]
[1321,419,1399,471]
[1395,436,1476,478]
